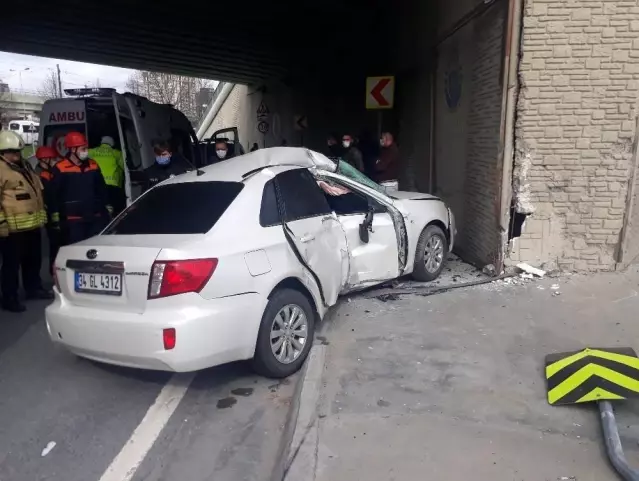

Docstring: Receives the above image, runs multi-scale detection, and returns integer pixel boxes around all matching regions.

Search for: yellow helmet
[0,130,25,152]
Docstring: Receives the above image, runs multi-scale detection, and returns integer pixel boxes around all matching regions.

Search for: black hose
[599,401,639,481]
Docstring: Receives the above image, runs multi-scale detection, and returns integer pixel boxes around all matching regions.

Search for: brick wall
[620,136,639,264]
[511,0,639,271]
[434,1,507,266]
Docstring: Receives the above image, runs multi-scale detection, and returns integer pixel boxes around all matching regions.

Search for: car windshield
[103,181,244,235]
[333,159,386,194]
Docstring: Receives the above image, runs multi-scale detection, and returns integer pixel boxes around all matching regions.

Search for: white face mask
[77,151,89,161]
[216,149,227,159]
[380,139,385,147]
[342,141,351,148]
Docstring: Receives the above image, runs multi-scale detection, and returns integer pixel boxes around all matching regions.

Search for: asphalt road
[0,300,296,481]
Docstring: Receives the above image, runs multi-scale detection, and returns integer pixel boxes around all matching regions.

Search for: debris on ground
[41,441,56,457]
[482,264,497,277]
[517,262,546,278]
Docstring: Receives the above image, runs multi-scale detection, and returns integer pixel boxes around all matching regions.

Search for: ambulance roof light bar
[64,88,116,97]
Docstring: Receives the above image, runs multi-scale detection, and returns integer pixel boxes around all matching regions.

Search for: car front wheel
[412,224,448,282]
[252,288,315,378]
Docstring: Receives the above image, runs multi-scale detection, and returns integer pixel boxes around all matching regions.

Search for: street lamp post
[9,67,30,119]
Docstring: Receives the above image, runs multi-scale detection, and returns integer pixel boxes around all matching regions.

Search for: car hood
[387,191,441,201]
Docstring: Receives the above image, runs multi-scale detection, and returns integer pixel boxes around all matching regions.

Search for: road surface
[0,300,296,481]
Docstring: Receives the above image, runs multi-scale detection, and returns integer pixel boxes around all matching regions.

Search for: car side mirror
[358,208,375,244]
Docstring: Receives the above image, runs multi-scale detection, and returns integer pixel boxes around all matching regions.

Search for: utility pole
[56,64,62,97]
[10,67,29,119]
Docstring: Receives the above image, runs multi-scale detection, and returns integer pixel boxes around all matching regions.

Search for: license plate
[75,272,122,296]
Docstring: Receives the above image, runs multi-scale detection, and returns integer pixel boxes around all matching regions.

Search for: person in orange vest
[0,131,52,312]
[48,132,111,245]
[35,145,60,275]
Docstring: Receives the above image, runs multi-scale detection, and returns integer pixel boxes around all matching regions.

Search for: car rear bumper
[45,290,268,372]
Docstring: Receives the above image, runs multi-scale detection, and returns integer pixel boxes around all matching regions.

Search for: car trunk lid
[56,235,194,314]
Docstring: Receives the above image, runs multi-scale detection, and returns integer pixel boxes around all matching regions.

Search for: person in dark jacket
[341,134,364,172]
[144,139,194,189]
[375,132,401,182]
[325,133,344,159]
[35,145,60,275]
[48,132,111,245]
[209,139,233,163]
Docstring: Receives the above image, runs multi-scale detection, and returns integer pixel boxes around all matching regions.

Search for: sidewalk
[288,265,639,481]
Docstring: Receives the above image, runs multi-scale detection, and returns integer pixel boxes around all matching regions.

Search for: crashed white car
[45,147,455,378]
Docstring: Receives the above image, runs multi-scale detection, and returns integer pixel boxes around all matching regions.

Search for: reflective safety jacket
[0,158,46,237]
[48,158,111,225]
[88,144,124,188]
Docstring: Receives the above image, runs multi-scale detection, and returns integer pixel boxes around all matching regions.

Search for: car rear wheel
[252,288,315,378]
[411,225,448,282]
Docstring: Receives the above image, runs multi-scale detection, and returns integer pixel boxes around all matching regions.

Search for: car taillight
[148,259,218,299]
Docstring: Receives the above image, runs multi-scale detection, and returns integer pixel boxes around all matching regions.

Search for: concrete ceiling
[2,0,396,85]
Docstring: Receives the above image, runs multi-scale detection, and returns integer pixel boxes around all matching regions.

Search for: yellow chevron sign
[545,348,639,405]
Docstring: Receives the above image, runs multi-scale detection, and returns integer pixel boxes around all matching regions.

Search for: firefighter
[35,145,60,276]
[0,131,52,312]
[48,132,111,246]
[88,136,126,216]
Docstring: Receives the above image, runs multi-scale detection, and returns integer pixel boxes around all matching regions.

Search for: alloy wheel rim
[424,235,444,273]
[270,304,308,364]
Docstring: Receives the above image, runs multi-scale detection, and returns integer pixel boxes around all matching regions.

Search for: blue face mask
[156,154,171,165]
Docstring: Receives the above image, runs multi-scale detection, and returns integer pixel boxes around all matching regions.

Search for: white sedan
[46,147,455,378]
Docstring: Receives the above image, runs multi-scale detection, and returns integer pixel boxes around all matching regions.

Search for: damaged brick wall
[510,0,639,271]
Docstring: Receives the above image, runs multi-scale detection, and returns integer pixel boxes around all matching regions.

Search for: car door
[318,179,400,288]
[276,168,348,307]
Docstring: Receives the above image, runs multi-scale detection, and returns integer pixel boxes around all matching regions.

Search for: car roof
[166,147,337,184]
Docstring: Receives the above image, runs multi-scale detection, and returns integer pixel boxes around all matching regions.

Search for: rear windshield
[103,181,244,235]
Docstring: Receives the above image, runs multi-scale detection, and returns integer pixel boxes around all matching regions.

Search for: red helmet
[36,145,57,160]
[65,131,88,149]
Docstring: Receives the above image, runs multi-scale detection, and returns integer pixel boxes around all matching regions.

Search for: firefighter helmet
[36,145,58,159]
[0,130,25,152]
[65,131,88,149]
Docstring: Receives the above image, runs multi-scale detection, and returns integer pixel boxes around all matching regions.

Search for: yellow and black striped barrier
[545,347,639,481]
[545,347,639,406]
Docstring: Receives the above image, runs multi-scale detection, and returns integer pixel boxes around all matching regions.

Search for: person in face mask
[47,131,111,245]
[211,140,232,163]
[341,134,364,172]
[144,139,194,190]
[0,131,52,312]
[35,146,60,277]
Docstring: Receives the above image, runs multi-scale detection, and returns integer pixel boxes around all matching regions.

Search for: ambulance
[39,88,239,203]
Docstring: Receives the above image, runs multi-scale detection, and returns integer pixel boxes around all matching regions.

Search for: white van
[39,88,208,204]
[9,120,40,145]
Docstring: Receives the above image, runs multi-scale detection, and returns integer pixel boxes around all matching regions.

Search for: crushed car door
[276,168,348,307]
[317,178,400,289]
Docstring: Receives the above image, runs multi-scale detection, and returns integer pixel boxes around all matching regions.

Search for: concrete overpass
[0,90,44,121]
[4,0,639,273]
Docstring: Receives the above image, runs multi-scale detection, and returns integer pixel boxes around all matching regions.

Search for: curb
[281,344,326,481]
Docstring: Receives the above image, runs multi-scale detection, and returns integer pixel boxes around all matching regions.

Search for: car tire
[252,288,316,379]
[412,224,448,282]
